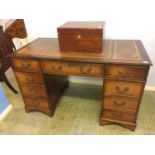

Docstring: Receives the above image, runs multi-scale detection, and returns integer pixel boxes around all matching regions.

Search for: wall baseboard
[0,104,12,121]
[144,86,155,91]
[69,78,155,91]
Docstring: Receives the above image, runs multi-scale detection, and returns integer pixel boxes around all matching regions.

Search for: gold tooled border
[113,40,142,60]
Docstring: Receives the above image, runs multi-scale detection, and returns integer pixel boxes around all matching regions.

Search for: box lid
[57,21,105,34]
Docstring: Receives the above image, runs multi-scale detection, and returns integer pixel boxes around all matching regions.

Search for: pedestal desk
[10,38,152,131]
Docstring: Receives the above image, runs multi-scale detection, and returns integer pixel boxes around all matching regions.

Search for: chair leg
[0,75,3,82]
[1,72,18,94]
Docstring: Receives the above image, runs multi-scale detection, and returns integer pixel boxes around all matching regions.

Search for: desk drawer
[106,65,147,81]
[104,80,144,97]
[12,58,41,72]
[103,96,139,112]
[15,72,44,86]
[102,109,135,122]
[20,85,47,98]
[24,98,49,109]
[41,60,104,77]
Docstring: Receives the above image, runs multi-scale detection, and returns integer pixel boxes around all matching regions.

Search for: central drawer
[104,80,144,97]
[41,60,104,77]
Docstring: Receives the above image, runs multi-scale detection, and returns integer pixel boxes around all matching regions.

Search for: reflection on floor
[0,69,155,135]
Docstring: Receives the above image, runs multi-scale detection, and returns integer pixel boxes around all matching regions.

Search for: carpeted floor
[0,69,155,135]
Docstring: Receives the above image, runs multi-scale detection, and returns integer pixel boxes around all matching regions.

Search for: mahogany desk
[10,38,152,131]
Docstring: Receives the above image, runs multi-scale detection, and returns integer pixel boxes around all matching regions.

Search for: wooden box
[57,21,105,53]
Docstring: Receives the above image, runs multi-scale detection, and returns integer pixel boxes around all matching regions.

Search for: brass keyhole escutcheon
[77,34,81,39]
[118,67,123,75]
[80,66,92,74]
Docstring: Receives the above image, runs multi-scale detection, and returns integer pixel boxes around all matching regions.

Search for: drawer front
[103,96,139,112]
[103,109,135,122]
[104,80,144,97]
[24,98,49,109]
[15,72,44,86]
[58,33,102,52]
[20,85,47,98]
[12,58,41,72]
[41,60,104,77]
[106,65,147,81]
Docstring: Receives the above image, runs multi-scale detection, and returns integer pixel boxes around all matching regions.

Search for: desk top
[11,38,152,66]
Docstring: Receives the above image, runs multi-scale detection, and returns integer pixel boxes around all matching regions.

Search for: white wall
[1,0,155,86]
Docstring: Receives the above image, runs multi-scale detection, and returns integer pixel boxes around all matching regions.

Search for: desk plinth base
[100,118,136,131]
[25,106,54,116]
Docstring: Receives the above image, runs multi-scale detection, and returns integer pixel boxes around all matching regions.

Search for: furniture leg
[1,72,18,93]
[0,74,3,82]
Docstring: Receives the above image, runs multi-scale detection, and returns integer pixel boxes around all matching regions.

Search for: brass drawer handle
[118,70,123,75]
[51,65,63,71]
[80,66,92,74]
[124,87,129,92]
[112,112,123,119]
[118,69,132,77]
[115,86,129,94]
[113,100,126,107]
[21,62,31,69]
